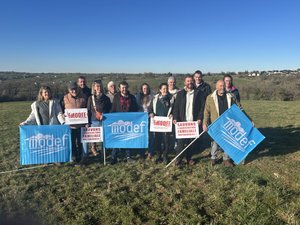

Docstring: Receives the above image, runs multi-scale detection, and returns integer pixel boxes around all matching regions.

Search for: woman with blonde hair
[87,80,111,156]
[20,85,64,125]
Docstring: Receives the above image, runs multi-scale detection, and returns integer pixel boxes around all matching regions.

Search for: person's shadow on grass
[245,126,300,163]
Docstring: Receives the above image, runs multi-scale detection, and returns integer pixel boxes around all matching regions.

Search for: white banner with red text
[81,126,103,143]
[150,116,173,132]
[64,108,88,125]
[175,121,199,139]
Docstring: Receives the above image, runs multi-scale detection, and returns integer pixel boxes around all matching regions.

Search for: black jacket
[173,88,205,122]
[195,81,211,100]
[87,94,111,123]
[111,92,139,112]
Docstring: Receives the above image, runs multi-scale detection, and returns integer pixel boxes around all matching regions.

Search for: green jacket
[203,90,235,126]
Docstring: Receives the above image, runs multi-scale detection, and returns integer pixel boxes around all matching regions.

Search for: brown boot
[223,159,234,167]
[211,159,216,166]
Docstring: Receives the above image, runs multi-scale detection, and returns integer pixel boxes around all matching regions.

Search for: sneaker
[127,157,135,164]
[188,159,195,165]
[175,160,182,168]
[211,159,216,166]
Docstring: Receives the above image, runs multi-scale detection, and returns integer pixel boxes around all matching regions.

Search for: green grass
[0,101,300,225]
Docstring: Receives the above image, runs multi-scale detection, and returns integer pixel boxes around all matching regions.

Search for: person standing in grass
[173,75,205,166]
[77,75,92,102]
[135,83,153,113]
[106,81,116,104]
[193,70,212,100]
[20,85,64,126]
[167,76,180,97]
[135,83,154,160]
[202,80,236,167]
[87,80,111,156]
[149,83,174,164]
[167,76,180,153]
[62,82,88,164]
[223,74,240,103]
[110,81,139,164]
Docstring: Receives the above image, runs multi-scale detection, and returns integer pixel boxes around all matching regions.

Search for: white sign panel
[65,108,88,125]
[175,121,199,139]
[150,116,173,132]
[81,126,103,143]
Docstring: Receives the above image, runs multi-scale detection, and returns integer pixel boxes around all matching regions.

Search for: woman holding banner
[87,80,111,156]
[20,86,64,126]
[149,83,174,164]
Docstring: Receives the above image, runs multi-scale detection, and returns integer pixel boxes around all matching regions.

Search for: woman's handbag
[92,95,103,121]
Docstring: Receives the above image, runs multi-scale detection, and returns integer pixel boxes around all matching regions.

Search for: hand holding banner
[207,104,265,164]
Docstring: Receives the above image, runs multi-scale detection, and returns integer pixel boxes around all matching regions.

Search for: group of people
[20,71,242,167]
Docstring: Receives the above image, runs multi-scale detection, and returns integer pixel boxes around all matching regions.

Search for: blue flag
[20,125,72,165]
[103,112,148,148]
[208,104,265,164]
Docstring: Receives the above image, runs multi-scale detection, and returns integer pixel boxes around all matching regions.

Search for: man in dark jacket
[173,75,205,166]
[77,75,92,102]
[193,70,211,100]
[110,81,139,164]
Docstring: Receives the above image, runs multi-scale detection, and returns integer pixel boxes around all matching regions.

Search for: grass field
[0,100,300,225]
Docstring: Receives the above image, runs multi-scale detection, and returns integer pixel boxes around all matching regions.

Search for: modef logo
[25,133,69,156]
[208,104,265,164]
[222,117,255,152]
[108,120,146,141]
[103,112,148,148]
[20,125,72,165]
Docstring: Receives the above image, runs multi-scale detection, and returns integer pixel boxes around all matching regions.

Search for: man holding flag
[202,80,236,167]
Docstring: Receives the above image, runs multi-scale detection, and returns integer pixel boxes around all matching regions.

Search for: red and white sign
[81,127,103,143]
[65,108,88,125]
[150,116,173,132]
[175,121,199,139]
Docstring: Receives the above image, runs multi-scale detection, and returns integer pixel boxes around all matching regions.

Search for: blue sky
[0,0,299,73]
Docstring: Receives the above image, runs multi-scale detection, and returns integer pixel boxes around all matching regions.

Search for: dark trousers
[154,132,170,159]
[71,128,83,162]
[176,138,194,163]
[111,148,131,162]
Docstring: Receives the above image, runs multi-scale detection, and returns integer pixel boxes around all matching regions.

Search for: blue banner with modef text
[103,112,148,148]
[20,125,72,165]
[208,104,265,164]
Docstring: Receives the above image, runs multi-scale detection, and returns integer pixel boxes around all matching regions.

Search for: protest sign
[208,104,265,164]
[64,108,88,125]
[81,126,103,143]
[175,121,199,139]
[103,112,148,148]
[150,116,172,132]
[20,125,72,165]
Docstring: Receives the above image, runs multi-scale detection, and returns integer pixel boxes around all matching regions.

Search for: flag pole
[103,146,106,166]
[165,130,206,168]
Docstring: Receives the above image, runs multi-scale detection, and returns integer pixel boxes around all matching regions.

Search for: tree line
[0,72,299,102]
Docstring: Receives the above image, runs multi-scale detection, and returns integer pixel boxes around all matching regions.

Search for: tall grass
[0,101,299,224]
